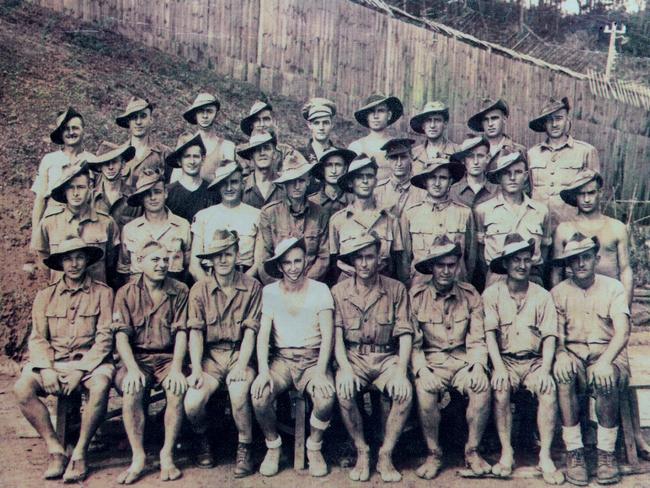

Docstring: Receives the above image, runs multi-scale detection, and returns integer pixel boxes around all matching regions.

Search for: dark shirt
[165,180,219,224]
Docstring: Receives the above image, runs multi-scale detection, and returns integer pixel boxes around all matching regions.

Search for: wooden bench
[276,390,309,470]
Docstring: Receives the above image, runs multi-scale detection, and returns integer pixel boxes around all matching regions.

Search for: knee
[469,388,491,406]
[556,379,576,398]
[311,391,335,413]
[227,382,252,408]
[184,389,208,415]
[337,394,358,412]
[493,386,511,404]
[13,377,36,404]
[252,389,274,410]
[86,376,112,397]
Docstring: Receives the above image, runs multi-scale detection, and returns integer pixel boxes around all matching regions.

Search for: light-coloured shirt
[374,176,428,216]
[411,139,460,174]
[348,135,392,181]
[31,150,94,196]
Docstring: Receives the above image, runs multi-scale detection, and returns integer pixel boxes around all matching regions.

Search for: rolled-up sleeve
[392,282,413,337]
[538,292,559,339]
[241,281,262,333]
[170,286,189,333]
[187,284,207,331]
[482,286,499,333]
[112,287,134,337]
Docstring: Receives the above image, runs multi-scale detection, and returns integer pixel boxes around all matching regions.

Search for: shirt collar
[389,175,411,192]
[541,135,575,151]
[425,195,452,211]
[456,176,496,196]
[55,274,92,295]
[209,271,248,293]
[64,204,97,224]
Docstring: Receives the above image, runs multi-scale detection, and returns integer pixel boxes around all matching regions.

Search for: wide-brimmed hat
[273,150,313,185]
[87,142,135,171]
[381,138,416,158]
[413,235,462,274]
[354,94,403,128]
[410,158,465,189]
[338,233,380,266]
[195,229,239,260]
[489,233,536,274]
[183,93,221,124]
[409,101,450,134]
[450,136,490,163]
[236,130,277,160]
[165,133,206,168]
[486,151,527,184]
[208,161,242,190]
[263,237,306,279]
[301,97,337,121]
[50,107,83,145]
[49,161,91,203]
[337,154,379,192]
[559,169,604,207]
[126,170,164,207]
[116,97,153,128]
[310,147,356,181]
[467,98,509,133]
[529,97,570,133]
[240,100,273,136]
[43,235,104,271]
[554,233,600,263]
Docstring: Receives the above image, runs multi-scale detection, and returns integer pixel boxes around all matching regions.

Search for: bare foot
[416,452,443,480]
[116,456,145,485]
[63,457,88,483]
[160,451,182,481]
[377,450,401,482]
[349,449,370,482]
[259,447,281,477]
[492,448,514,477]
[465,447,491,476]
[307,449,328,477]
[538,456,565,485]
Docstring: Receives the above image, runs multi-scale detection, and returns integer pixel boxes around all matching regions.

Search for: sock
[597,425,618,453]
[310,413,331,431]
[238,434,252,445]
[265,436,282,449]
[306,437,323,451]
[562,424,584,451]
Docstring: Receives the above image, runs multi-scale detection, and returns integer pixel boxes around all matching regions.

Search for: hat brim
[489,240,536,275]
[337,240,380,267]
[116,102,154,129]
[166,135,206,168]
[49,109,83,145]
[528,100,570,133]
[273,164,313,185]
[208,165,242,190]
[467,100,509,133]
[263,238,306,279]
[49,162,90,203]
[43,245,104,271]
[195,241,238,260]
[183,100,221,125]
[486,155,527,184]
[337,160,379,192]
[126,181,158,207]
[409,109,449,134]
[554,241,600,264]
[559,174,603,207]
[410,162,465,190]
[240,103,272,136]
[354,97,403,128]
[88,146,136,171]
[413,243,462,274]
[236,136,277,161]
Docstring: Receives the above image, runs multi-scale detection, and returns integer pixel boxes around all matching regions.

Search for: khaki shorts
[115,352,175,392]
[338,349,400,393]
[500,355,547,394]
[417,351,481,395]
[22,360,115,396]
[201,347,256,384]
[562,344,630,396]
[269,348,333,394]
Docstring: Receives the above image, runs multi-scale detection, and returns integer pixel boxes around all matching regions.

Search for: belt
[208,341,241,351]
[133,347,174,354]
[504,352,538,360]
[348,343,394,354]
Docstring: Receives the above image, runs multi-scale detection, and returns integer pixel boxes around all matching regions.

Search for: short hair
[137,240,165,258]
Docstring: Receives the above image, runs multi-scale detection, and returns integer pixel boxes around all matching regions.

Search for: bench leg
[293,394,307,470]
[620,388,639,466]
[55,397,70,450]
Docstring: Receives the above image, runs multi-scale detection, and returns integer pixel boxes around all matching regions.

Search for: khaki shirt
[410,280,487,369]
[122,142,171,189]
[28,275,114,372]
[308,187,353,221]
[241,172,286,209]
[257,199,329,282]
[527,136,599,227]
[411,139,460,174]
[483,280,558,356]
[35,205,120,284]
[332,275,412,346]
[118,209,191,274]
[92,179,142,229]
[112,275,189,352]
[474,193,551,265]
[374,176,428,217]
[187,271,262,345]
[450,177,498,209]
[489,134,526,159]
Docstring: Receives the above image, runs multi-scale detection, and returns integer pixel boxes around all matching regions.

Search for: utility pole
[604,21,626,81]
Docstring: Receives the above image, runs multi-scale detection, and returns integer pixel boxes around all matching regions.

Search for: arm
[618,224,633,306]
[189,236,208,282]
[591,309,630,392]
[246,222,262,279]
[182,223,192,272]
[255,210,275,285]
[28,291,55,370]
[550,226,566,288]
[251,313,273,399]
[31,195,47,250]
[305,218,330,281]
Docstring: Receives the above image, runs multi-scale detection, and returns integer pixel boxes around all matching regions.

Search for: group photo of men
[15,87,645,486]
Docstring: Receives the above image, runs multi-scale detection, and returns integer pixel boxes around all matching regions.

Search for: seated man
[332,233,413,482]
[184,230,261,477]
[251,238,336,477]
[551,234,631,486]
[410,235,491,479]
[483,234,564,484]
[14,236,114,482]
[112,241,189,484]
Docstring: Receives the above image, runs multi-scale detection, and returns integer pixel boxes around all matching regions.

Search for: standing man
[251,238,336,477]
[374,138,427,217]
[300,97,339,163]
[14,237,114,483]
[467,98,525,160]
[409,101,460,172]
[348,94,404,181]
[483,234,564,484]
[332,234,414,483]
[113,241,189,484]
[115,97,171,189]
[410,236,492,479]
[256,151,329,284]
[527,97,600,229]
[551,234,631,486]
[184,230,261,476]
[237,131,286,209]
[449,136,498,209]
[308,147,356,220]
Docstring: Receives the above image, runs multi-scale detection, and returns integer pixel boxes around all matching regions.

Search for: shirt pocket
[342,311,363,344]
[557,161,584,186]
[75,301,100,339]
[451,309,470,347]
[411,229,434,252]
[417,308,445,348]
[45,307,68,340]
[375,307,395,345]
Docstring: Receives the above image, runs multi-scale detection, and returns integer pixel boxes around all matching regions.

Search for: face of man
[463,144,490,177]
[498,161,527,195]
[504,249,533,282]
[567,249,599,283]
[196,105,218,129]
[575,180,601,214]
[61,250,88,282]
[322,156,347,185]
[285,176,309,201]
[62,116,84,147]
[367,103,391,131]
[218,170,243,205]
[280,247,306,283]
[252,109,274,132]
[544,109,569,140]
[211,245,238,277]
[481,109,506,139]
[181,145,204,177]
[139,247,169,282]
[100,157,124,181]
[65,173,91,210]
[308,116,332,143]
[431,254,459,290]
[389,153,412,179]
[143,181,167,213]
[425,167,452,199]
[251,142,275,170]
[352,244,379,280]
[351,167,377,198]
[423,114,447,140]
[128,108,153,138]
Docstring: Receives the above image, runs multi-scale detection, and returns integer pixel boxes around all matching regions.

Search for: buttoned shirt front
[187,271,262,345]
[308,186,353,221]
[28,275,114,372]
[241,172,286,209]
[122,141,171,189]
[332,275,412,346]
[474,193,551,265]
[483,280,558,356]
[112,275,189,352]
[450,177,498,209]
[489,134,526,159]
[411,139,460,173]
[374,176,428,216]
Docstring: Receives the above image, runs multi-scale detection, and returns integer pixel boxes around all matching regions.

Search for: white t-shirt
[31,150,94,196]
[262,279,334,349]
